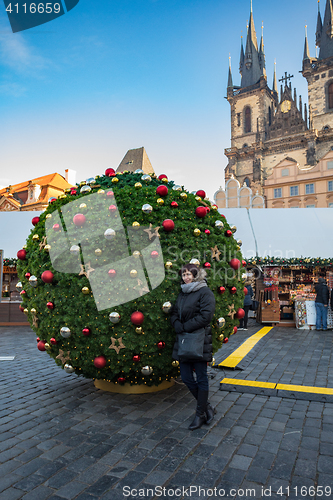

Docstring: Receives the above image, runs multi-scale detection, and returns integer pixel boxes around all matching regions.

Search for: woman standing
[239,279,254,331]
[171,263,216,430]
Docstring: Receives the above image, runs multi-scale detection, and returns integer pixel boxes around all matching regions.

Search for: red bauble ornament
[156,185,168,197]
[162,219,175,232]
[230,287,237,294]
[223,337,229,344]
[218,286,226,295]
[70,187,77,195]
[17,249,26,260]
[158,174,168,180]
[46,301,54,310]
[206,207,210,213]
[196,190,206,198]
[233,326,238,334]
[117,376,126,383]
[49,198,57,204]
[25,272,31,278]
[235,308,245,319]
[195,206,207,218]
[242,260,247,267]
[93,356,107,369]
[243,287,248,295]
[220,214,226,218]
[205,229,211,235]
[204,262,211,269]
[20,290,26,296]
[41,271,54,284]
[171,201,178,208]
[157,341,165,349]
[19,305,24,312]
[106,190,114,198]
[32,217,40,226]
[151,251,159,259]
[131,311,144,325]
[133,355,141,362]
[37,341,46,352]
[225,230,232,237]
[229,258,241,270]
[105,168,115,177]
[82,328,91,336]
[50,338,57,345]
[108,269,117,278]
[73,214,86,226]
[108,205,117,213]
[36,337,40,342]
[53,223,60,232]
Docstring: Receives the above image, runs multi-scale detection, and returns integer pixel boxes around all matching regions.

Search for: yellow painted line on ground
[217,327,273,368]
[276,384,333,395]
[220,377,276,389]
[220,378,333,396]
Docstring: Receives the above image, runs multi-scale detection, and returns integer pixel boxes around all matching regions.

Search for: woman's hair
[180,263,205,283]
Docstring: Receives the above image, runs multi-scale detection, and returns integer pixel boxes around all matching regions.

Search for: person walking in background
[170,263,216,430]
[315,275,329,331]
[239,279,253,331]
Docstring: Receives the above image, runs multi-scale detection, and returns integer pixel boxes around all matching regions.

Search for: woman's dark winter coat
[315,278,329,305]
[170,280,215,362]
[243,284,253,307]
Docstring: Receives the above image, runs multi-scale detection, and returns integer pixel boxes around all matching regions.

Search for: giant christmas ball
[37,341,46,351]
[196,190,206,198]
[41,271,54,283]
[32,217,40,226]
[195,206,207,218]
[73,214,86,226]
[229,259,241,270]
[17,169,244,390]
[235,308,245,319]
[105,168,115,177]
[17,249,26,260]
[162,219,174,232]
[131,311,144,325]
[156,185,168,197]
[94,356,107,369]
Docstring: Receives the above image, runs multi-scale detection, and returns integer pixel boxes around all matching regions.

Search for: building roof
[116,147,154,175]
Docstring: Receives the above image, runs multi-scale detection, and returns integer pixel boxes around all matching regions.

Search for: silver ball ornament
[109,312,120,324]
[60,327,71,338]
[162,301,172,313]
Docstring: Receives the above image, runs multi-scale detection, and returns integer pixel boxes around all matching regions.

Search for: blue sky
[0,0,321,200]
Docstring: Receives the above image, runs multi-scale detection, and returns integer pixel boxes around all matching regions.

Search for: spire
[241,1,262,88]
[319,0,333,59]
[303,25,310,61]
[227,55,233,88]
[239,36,245,74]
[258,21,266,76]
[272,60,278,94]
[316,0,323,46]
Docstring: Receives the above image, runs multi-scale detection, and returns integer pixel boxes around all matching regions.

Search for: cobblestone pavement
[1,325,333,500]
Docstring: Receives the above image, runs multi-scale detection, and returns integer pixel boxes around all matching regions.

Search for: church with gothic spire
[215,0,333,209]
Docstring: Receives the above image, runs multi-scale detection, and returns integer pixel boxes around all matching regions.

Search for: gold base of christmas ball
[94,379,175,394]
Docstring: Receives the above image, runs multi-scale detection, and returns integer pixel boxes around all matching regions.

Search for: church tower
[225,3,278,193]
[218,0,333,210]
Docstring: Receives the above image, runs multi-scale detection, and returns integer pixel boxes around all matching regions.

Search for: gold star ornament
[56,349,71,365]
[227,304,236,320]
[79,262,95,279]
[143,224,161,240]
[109,337,126,354]
[211,245,221,262]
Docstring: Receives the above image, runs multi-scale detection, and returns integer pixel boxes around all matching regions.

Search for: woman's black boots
[189,387,216,426]
[188,389,208,430]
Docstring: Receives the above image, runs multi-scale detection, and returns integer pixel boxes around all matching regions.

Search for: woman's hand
[174,320,184,334]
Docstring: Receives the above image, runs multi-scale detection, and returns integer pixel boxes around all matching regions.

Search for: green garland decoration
[16,170,245,387]
[245,256,333,268]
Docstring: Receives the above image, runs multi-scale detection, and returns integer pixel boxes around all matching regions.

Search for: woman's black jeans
[239,305,251,329]
[179,361,209,392]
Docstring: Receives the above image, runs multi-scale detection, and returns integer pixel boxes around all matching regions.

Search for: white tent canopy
[220,208,333,260]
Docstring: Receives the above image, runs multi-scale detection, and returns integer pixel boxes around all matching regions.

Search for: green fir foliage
[17,170,244,387]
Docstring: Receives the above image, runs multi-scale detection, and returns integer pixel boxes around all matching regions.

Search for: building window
[328,181,333,191]
[274,188,282,198]
[290,186,299,196]
[305,183,314,194]
[244,107,251,133]
[327,161,333,169]
[268,107,272,126]
[281,168,289,177]
[306,204,315,208]
[329,82,333,109]
[243,177,250,187]
[290,206,299,208]
[237,113,241,127]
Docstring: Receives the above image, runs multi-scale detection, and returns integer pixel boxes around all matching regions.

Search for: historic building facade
[215,0,333,208]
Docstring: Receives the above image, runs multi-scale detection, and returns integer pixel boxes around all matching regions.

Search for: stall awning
[220,208,333,260]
